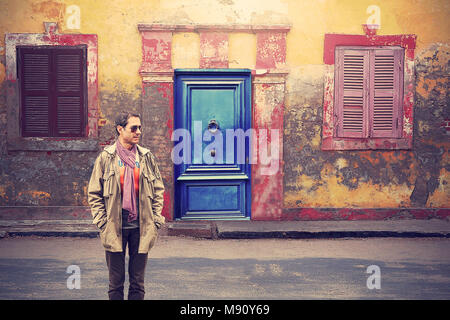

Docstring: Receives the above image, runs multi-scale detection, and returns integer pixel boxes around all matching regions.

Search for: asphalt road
[0,235,449,300]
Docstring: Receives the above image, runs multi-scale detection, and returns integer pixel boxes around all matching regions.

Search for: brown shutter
[19,48,51,137]
[54,48,85,137]
[369,48,404,138]
[335,48,369,138]
[19,47,86,137]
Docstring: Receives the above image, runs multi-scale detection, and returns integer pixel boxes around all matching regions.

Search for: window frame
[321,33,416,151]
[5,23,99,152]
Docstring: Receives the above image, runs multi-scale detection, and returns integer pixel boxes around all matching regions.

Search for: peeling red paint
[167,92,174,140]
[322,66,334,139]
[141,81,174,221]
[252,80,286,220]
[282,208,450,221]
[324,33,417,65]
[199,32,228,69]
[256,32,287,69]
[140,31,172,72]
[252,174,283,220]
[162,188,172,222]
[159,82,174,140]
[143,82,174,140]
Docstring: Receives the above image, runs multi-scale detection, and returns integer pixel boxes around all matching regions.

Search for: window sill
[321,137,412,151]
[7,137,99,152]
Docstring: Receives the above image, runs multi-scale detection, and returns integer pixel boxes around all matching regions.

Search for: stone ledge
[1,219,449,239]
[137,23,291,33]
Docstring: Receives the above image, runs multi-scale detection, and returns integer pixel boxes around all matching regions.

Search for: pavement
[1,236,450,300]
[0,218,449,239]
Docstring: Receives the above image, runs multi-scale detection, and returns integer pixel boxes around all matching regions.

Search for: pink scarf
[116,140,137,222]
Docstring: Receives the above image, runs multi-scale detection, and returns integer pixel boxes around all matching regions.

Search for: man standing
[88,112,165,300]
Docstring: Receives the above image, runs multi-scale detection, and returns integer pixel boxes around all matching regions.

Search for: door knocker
[207,119,219,134]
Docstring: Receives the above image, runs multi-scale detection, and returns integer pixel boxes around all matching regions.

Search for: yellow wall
[0,0,448,209]
[2,0,448,93]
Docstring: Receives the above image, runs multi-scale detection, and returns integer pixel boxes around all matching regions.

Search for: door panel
[190,87,236,165]
[184,181,246,218]
[174,69,251,220]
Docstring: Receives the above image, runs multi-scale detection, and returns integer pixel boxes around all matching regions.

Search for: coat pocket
[142,172,155,200]
[102,171,115,198]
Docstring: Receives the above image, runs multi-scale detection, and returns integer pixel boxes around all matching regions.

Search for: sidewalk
[1,218,449,239]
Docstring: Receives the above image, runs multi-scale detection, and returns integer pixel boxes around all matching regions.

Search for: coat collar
[104,142,150,156]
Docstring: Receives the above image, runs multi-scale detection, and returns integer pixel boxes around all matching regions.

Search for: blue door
[174,69,252,220]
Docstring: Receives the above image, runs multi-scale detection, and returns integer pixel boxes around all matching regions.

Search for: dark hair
[114,112,141,135]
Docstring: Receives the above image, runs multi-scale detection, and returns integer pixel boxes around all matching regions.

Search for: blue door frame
[174,69,252,220]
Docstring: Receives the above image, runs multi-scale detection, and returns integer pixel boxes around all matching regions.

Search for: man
[88,112,165,300]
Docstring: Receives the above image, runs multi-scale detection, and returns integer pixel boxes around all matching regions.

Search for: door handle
[211,149,216,157]
[208,119,219,133]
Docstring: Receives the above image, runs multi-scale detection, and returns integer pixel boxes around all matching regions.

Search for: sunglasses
[129,125,142,133]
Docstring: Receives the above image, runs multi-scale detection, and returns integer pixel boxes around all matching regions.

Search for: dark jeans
[105,228,148,300]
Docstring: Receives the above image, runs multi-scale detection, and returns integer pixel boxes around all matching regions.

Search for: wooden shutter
[19,47,86,137]
[54,48,85,137]
[20,48,51,137]
[369,48,404,138]
[335,48,369,138]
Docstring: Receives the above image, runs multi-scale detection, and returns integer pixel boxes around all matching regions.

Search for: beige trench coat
[87,143,165,253]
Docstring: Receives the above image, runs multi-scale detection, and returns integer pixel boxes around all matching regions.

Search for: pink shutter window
[335,48,369,138]
[369,48,404,138]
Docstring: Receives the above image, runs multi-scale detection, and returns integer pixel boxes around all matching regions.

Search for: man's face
[117,116,141,146]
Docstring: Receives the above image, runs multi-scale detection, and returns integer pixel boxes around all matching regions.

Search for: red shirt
[119,159,140,197]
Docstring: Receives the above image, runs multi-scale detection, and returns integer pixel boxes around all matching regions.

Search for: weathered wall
[283,50,448,217]
[283,44,449,214]
[412,44,449,208]
[0,0,448,219]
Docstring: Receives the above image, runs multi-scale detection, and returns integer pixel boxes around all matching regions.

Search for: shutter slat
[56,53,82,92]
[23,96,49,134]
[57,96,82,134]
[23,53,50,91]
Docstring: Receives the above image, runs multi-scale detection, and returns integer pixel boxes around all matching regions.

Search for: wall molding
[137,23,291,33]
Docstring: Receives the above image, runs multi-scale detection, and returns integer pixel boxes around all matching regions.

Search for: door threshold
[177,216,250,221]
